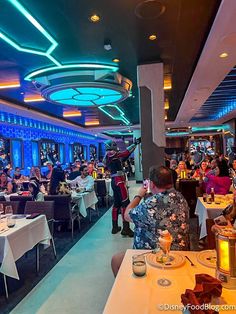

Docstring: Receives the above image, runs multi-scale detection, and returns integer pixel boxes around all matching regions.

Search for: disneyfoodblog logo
[157,303,236,311]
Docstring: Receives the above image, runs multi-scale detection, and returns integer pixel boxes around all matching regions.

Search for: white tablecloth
[103,249,236,314]
[195,197,230,239]
[3,193,19,202]
[105,179,113,197]
[71,191,98,217]
[0,215,51,280]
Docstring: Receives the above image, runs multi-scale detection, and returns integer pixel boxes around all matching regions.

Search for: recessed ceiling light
[89,14,100,23]
[219,52,228,58]
[112,58,120,63]
[149,34,157,41]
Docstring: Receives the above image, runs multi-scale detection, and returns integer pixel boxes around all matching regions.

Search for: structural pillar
[133,129,142,182]
[137,63,165,178]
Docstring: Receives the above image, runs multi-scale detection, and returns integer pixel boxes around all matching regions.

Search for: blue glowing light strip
[192,125,229,132]
[165,132,190,137]
[0,0,61,66]
[98,105,130,125]
[0,111,97,140]
[24,64,119,81]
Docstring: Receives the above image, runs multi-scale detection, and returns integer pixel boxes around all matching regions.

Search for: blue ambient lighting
[49,86,123,106]
[25,64,119,81]
[98,105,130,125]
[0,0,60,66]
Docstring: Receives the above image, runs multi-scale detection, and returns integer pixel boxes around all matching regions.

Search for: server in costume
[104,138,141,236]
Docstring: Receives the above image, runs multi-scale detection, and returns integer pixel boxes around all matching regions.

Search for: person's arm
[66,176,79,185]
[124,186,147,222]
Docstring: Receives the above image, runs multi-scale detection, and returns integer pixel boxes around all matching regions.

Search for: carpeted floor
[0,204,110,314]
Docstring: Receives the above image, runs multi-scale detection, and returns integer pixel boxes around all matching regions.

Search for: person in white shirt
[67,165,94,192]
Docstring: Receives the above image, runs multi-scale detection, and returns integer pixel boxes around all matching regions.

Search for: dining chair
[206,218,216,249]
[24,201,56,258]
[9,196,33,214]
[95,179,108,208]
[44,195,79,239]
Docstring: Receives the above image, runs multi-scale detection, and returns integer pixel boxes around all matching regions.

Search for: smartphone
[143,179,151,193]
[26,213,41,219]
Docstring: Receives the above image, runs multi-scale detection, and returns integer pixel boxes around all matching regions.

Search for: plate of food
[196,250,217,268]
[146,251,186,269]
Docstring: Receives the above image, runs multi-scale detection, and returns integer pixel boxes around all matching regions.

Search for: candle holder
[215,228,236,289]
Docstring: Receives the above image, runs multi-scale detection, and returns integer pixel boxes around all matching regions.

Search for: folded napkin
[181,274,222,314]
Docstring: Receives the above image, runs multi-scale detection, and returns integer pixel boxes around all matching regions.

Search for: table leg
[3,274,9,299]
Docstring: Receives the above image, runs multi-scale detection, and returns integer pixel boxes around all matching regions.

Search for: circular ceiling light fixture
[149,34,157,41]
[27,65,132,107]
[89,14,100,23]
[135,0,166,19]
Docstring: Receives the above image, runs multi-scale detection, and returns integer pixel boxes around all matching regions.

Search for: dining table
[0,214,52,297]
[195,196,232,239]
[71,190,98,217]
[103,249,236,314]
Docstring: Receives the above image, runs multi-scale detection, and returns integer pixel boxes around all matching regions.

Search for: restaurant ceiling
[0,0,220,129]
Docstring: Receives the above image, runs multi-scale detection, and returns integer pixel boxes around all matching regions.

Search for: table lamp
[215,228,236,289]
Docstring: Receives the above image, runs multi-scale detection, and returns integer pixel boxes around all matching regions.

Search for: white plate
[196,250,217,268]
[146,251,186,269]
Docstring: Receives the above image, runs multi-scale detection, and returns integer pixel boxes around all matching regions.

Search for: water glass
[0,204,4,216]
[5,205,13,217]
[132,254,146,277]
[207,195,212,204]
[7,216,15,228]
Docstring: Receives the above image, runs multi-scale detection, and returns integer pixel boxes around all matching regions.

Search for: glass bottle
[211,187,215,202]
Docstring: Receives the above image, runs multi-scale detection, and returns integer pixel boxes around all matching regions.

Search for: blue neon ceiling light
[98,105,130,125]
[24,64,119,81]
[47,86,124,107]
[0,0,61,66]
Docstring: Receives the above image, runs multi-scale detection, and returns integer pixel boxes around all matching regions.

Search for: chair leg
[36,244,40,274]
[51,237,57,259]
[3,275,9,299]
[89,208,92,222]
[71,219,74,240]
[78,215,81,231]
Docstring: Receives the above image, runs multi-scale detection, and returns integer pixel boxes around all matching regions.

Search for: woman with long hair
[28,180,44,201]
[49,167,66,195]
[0,172,13,194]
[205,159,231,195]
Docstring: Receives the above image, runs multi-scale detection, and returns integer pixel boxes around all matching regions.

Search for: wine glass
[157,234,173,287]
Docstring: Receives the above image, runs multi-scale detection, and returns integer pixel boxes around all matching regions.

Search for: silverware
[138,248,159,257]
[185,255,195,266]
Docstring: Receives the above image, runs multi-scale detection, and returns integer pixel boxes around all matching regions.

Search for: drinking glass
[203,193,207,202]
[7,216,15,228]
[0,204,4,217]
[132,254,146,277]
[157,237,172,287]
[5,205,13,217]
